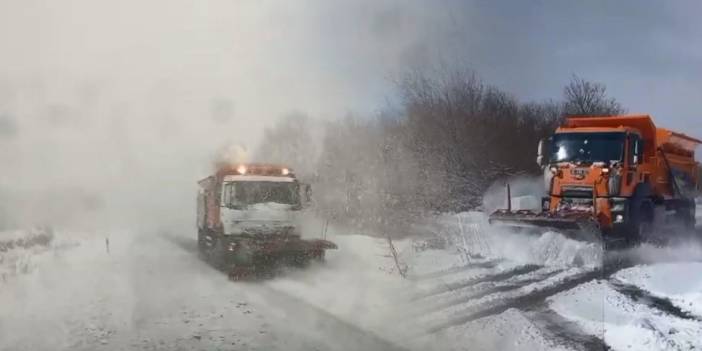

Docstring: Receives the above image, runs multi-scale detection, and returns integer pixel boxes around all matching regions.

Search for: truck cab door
[626,134,642,186]
[197,191,207,230]
[536,137,552,168]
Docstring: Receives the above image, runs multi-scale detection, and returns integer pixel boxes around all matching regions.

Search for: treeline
[257,69,624,234]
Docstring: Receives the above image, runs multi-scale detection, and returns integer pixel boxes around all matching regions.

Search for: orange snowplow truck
[490,115,701,245]
[197,163,337,279]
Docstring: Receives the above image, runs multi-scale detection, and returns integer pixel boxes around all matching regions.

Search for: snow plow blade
[303,239,338,251]
[488,210,602,243]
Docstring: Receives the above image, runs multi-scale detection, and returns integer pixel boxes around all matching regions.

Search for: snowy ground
[0,229,411,351]
[392,211,702,351]
[2,209,702,351]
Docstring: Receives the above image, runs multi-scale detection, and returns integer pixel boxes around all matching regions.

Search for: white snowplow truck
[197,163,337,279]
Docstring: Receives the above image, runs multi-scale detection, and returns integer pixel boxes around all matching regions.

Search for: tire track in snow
[609,280,702,322]
[411,268,565,315]
[425,268,603,333]
[413,264,542,299]
[523,307,607,351]
[421,253,644,336]
[408,259,504,281]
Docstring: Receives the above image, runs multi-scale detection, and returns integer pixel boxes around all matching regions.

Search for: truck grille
[241,225,295,236]
[561,186,594,198]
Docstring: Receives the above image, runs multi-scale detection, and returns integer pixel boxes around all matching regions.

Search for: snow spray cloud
[481,176,604,267]
[213,144,250,170]
[482,175,547,214]
[0,0,477,232]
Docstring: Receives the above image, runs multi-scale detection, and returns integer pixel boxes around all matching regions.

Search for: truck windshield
[550,132,624,164]
[231,181,299,206]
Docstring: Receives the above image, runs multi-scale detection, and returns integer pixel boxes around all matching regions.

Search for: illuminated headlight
[614,214,624,223]
[281,168,290,175]
[237,165,247,175]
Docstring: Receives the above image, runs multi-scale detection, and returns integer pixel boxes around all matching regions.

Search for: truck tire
[206,235,227,270]
[311,250,325,262]
[627,200,654,245]
[197,229,208,253]
[679,200,696,230]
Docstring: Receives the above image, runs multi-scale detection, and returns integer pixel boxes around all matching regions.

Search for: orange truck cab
[490,114,700,245]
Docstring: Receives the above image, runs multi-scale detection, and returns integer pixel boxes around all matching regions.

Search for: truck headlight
[614,214,624,223]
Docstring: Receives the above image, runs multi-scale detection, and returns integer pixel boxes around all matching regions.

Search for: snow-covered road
[0,229,410,351]
[2,210,702,351]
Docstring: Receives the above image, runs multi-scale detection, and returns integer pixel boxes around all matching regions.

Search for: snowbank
[0,228,55,281]
[486,230,603,268]
[0,228,53,250]
[423,212,603,268]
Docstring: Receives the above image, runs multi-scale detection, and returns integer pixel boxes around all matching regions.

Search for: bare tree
[563,75,625,116]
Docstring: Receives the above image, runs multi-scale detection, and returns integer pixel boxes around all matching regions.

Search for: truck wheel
[681,201,696,230]
[197,230,209,253]
[311,250,325,262]
[207,236,227,270]
[628,201,653,245]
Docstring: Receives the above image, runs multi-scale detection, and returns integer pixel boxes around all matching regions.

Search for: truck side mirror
[536,138,551,168]
[301,183,312,208]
